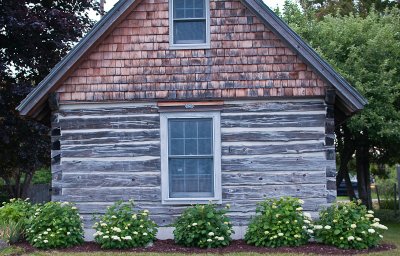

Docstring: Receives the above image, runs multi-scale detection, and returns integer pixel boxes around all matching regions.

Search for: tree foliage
[280,1,400,206]
[0,0,99,198]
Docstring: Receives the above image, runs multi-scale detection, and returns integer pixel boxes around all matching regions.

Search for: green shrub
[26,202,84,249]
[173,203,233,248]
[0,198,32,224]
[245,197,313,247]
[314,201,388,249]
[93,200,157,249]
[0,220,24,243]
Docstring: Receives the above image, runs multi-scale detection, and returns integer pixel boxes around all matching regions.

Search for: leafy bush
[93,200,157,249]
[245,197,313,247]
[314,201,388,249]
[174,203,233,248]
[26,202,84,249]
[0,198,32,224]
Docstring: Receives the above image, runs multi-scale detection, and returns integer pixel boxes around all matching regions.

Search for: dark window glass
[168,119,213,198]
[173,0,207,44]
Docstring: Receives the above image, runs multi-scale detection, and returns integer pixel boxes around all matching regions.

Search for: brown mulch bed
[14,240,396,255]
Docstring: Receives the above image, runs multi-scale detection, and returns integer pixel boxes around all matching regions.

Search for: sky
[99,0,285,16]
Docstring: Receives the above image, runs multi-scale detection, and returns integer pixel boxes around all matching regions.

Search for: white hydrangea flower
[379,235,383,238]
[296,207,303,211]
[218,237,224,241]
[365,214,374,218]
[278,233,284,236]
[303,212,311,219]
[132,214,137,219]
[207,239,212,242]
[143,232,148,236]
[368,210,374,214]
[348,236,355,241]
[368,229,376,234]
[208,232,214,236]
[324,225,331,230]
[100,223,107,227]
[298,199,304,205]
[133,231,138,235]
[351,224,357,229]
[71,206,77,210]
[192,223,198,226]
[43,240,48,243]
[264,230,270,234]
[304,220,311,224]
[307,229,314,234]
[111,215,117,219]
[356,237,362,241]
[314,225,323,230]
[373,218,380,222]
[43,231,48,235]
[124,236,132,240]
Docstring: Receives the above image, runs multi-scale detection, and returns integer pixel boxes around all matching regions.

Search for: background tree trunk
[356,132,372,208]
[336,124,357,200]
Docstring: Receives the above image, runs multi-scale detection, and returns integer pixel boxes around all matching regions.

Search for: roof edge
[17,0,137,116]
[243,0,367,113]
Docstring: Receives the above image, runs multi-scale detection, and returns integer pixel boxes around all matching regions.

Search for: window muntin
[170,0,210,47]
[168,119,214,198]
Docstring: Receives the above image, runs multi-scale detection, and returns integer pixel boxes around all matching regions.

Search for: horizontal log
[59,115,160,130]
[222,130,325,142]
[54,159,161,173]
[222,142,325,155]
[223,184,327,200]
[73,197,327,215]
[61,143,160,158]
[222,171,326,185]
[58,173,160,188]
[222,157,334,172]
[60,187,162,202]
[221,114,325,128]
[61,129,159,145]
[222,101,325,113]
[58,106,159,116]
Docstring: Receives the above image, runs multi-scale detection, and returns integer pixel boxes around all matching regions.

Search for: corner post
[325,89,336,204]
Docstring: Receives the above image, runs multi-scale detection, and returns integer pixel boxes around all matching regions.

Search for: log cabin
[17,0,367,239]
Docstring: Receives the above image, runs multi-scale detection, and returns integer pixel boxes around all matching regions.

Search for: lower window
[160,112,221,204]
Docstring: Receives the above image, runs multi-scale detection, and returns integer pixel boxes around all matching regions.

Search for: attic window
[169,0,210,49]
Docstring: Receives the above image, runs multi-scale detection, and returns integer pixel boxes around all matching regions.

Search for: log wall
[51,99,334,227]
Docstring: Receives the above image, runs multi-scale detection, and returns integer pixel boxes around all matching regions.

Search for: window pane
[184,121,197,138]
[185,138,197,155]
[198,119,212,138]
[170,121,184,138]
[198,138,211,155]
[170,138,184,155]
[174,20,206,44]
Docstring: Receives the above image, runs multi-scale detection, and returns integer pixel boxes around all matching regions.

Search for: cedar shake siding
[51,99,335,230]
[57,0,328,102]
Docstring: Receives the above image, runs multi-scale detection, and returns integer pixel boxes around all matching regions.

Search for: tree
[280,1,400,207]
[299,0,400,18]
[0,0,99,198]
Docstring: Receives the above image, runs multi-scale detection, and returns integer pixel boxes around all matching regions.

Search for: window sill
[169,43,211,50]
[162,198,222,205]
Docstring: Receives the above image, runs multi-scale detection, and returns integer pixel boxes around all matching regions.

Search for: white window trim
[168,0,211,49]
[160,111,222,205]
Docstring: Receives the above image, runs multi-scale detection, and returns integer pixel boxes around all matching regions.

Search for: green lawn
[1,222,399,256]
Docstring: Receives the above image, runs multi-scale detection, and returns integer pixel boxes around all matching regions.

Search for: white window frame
[169,0,211,49]
[160,111,221,204]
